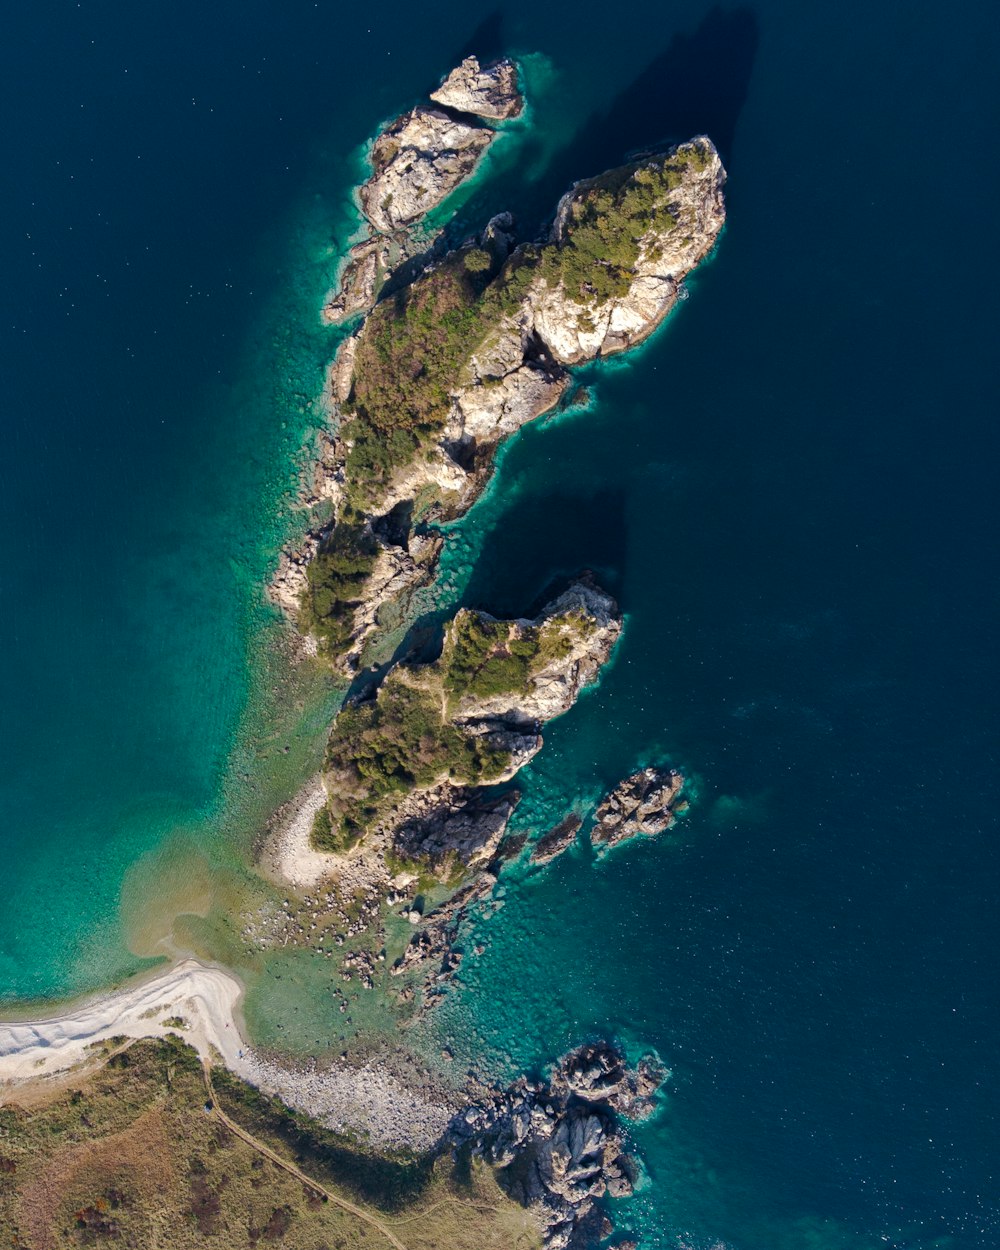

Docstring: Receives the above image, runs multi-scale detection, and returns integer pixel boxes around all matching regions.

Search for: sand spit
[0,957,453,1151]
[260,775,342,888]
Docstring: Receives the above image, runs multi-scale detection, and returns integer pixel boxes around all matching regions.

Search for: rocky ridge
[287,137,726,673]
[453,1041,666,1249]
[591,766,688,853]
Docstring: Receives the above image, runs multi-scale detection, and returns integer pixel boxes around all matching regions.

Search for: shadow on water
[460,487,629,620]
[459,5,758,238]
[449,9,506,70]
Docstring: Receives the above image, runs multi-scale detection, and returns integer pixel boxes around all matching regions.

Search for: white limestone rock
[430,55,523,121]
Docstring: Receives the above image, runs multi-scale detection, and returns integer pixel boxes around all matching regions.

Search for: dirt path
[201,1062,410,1250]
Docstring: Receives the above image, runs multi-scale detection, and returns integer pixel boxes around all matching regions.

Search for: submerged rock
[430,55,523,121]
[531,814,582,865]
[591,766,687,852]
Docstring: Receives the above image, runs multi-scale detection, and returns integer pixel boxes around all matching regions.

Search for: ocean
[1,1,997,1247]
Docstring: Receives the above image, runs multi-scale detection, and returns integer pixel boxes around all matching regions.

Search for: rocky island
[272,57,726,684]
[268,52,724,1245]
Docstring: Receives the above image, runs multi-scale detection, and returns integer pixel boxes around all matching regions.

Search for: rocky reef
[453,1041,666,1249]
[591,766,688,853]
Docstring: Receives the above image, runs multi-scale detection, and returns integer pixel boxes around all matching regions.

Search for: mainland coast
[0,52,723,1250]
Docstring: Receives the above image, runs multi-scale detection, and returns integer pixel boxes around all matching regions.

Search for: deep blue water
[2,2,998,1248]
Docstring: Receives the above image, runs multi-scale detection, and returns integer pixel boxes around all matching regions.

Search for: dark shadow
[461,486,629,621]
[454,6,758,241]
[442,10,506,83]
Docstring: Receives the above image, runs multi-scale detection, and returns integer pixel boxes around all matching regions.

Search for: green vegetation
[442,610,574,704]
[345,249,536,509]
[539,140,710,304]
[0,1036,540,1249]
[299,521,377,656]
[316,603,597,847]
[323,672,512,847]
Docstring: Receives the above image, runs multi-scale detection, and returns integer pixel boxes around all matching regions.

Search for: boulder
[360,107,494,233]
[430,55,523,121]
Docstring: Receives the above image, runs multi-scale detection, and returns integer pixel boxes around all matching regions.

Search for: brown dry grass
[0,1037,542,1250]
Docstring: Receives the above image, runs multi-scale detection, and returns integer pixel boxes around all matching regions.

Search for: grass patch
[0,1036,539,1249]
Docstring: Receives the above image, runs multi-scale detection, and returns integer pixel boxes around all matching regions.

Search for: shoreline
[0,955,456,1152]
[257,772,343,888]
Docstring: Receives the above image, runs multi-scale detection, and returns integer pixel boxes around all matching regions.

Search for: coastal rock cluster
[591,766,688,853]
[430,55,524,120]
[260,54,721,1247]
[274,54,726,676]
[453,1041,666,1249]
[320,577,621,864]
[323,55,522,323]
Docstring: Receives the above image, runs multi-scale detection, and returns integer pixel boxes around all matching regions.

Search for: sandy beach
[0,957,454,1151]
[259,775,345,888]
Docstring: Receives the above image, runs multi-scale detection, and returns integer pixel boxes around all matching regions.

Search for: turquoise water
[3,2,999,1248]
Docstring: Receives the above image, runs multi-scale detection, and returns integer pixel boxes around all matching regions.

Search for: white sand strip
[0,958,245,1085]
[261,776,344,888]
[0,957,453,1150]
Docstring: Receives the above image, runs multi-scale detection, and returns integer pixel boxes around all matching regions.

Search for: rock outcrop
[321,577,621,862]
[288,95,725,685]
[591,766,687,852]
[525,139,726,365]
[446,580,622,728]
[453,1042,666,1249]
[360,107,495,234]
[392,787,522,870]
[430,55,523,121]
[531,814,582,864]
[321,56,518,327]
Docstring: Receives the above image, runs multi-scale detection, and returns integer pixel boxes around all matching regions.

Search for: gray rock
[448,1041,663,1248]
[393,788,521,870]
[591,766,687,852]
[360,107,494,233]
[430,56,523,121]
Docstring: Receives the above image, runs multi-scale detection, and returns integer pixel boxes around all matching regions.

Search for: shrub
[539,141,710,304]
[300,523,377,656]
[325,674,511,842]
